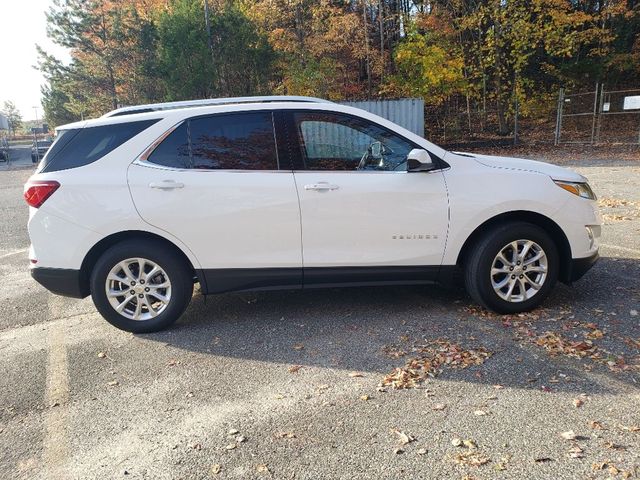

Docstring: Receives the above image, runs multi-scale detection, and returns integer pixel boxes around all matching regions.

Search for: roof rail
[102,96,332,117]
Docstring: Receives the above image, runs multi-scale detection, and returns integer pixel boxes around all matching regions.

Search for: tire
[464,222,559,314]
[90,239,193,333]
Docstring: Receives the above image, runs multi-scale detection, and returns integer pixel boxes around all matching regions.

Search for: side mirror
[407,149,435,172]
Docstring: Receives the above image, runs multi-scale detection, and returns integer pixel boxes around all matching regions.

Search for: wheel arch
[456,211,573,283]
[79,230,202,296]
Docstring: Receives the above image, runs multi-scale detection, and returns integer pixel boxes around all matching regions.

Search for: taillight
[24,180,60,208]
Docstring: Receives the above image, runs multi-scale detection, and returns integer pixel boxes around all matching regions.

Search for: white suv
[25,96,601,333]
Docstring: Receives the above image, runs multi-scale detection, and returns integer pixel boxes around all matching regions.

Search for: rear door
[286,110,449,284]
[128,111,302,293]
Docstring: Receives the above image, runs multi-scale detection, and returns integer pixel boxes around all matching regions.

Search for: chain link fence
[555,85,640,145]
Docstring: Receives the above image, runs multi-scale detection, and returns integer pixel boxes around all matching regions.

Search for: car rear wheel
[90,240,193,333]
[464,222,559,314]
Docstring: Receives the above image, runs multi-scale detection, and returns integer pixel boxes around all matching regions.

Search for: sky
[0,0,70,121]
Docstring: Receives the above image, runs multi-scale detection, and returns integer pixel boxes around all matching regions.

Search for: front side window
[147,112,278,170]
[293,112,415,171]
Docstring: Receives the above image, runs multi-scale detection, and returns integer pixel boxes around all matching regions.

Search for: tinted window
[189,112,277,170]
[147,123,190,169]
[293,112,415,171]
[41,120,159,173]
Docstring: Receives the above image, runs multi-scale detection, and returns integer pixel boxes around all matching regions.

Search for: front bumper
[568,251,599,282]
[30,267,88,298]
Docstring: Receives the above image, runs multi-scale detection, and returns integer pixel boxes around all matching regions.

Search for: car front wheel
[464,222,559,314]
[90,240,193,333]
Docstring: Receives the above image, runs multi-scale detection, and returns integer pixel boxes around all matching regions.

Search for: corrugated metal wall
[339,98,425,137]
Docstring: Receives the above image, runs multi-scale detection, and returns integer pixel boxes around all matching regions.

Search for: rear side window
[41,120,159,173]
[146,112,278,170]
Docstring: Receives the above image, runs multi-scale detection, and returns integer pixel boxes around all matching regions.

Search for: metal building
[0,113,9,131]
[340,98,425,138]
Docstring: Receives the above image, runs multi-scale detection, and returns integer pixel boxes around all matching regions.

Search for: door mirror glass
[407,148,435,172]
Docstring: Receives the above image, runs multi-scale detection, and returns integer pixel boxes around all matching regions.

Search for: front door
[286,110,449,285]
[128,111,302,293]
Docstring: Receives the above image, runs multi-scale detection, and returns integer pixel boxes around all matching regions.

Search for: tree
[2,101,22,136]
[157,1,275,100]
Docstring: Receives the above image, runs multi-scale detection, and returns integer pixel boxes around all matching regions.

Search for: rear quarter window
[41,119,159,173]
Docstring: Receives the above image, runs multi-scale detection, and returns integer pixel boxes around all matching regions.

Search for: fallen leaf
[604,441,624,450]
[276,432,295,439]
[349,372,365,378]
[474,410,488,416]
[392,429,415,445]
[256,464,270,473]
[288,365,302,373]
[360,395,370,401]
[454,449,490,466]
[590,421,605,430]
[432,403,446,411]
[561,431,576,440]
[210,464,221,475]
[225,444,237,450]
[381,340,492,389]
[567,445,583,458]
[463,439,477,449]
[620,424,640,432]
[585,329,604,340]
[573,398,584,408]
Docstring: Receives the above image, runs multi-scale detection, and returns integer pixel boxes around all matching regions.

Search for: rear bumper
[30,267,88,298]
[568,251,599,282]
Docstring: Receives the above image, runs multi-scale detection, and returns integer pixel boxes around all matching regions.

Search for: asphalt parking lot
[1,154,638,480]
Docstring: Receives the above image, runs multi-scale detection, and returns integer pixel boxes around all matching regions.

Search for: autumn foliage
[38,0,640,131]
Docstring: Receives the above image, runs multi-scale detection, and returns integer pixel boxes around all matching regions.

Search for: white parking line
[0,248,28,259]
[600,243,640,255]
[42,296,71,479]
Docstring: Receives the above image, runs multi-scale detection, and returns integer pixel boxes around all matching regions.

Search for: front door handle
[149,180,184,190]
[304,182,339,191]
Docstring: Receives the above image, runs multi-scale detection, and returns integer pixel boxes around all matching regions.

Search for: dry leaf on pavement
[392,429,415,445]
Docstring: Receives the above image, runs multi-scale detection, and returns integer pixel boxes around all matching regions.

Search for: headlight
[553,181,596,200]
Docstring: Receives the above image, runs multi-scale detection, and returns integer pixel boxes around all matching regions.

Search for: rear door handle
[304,182,339,191]
[149,180,184,190]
